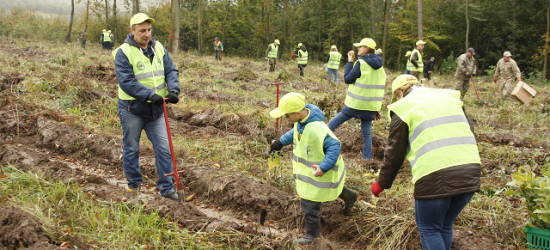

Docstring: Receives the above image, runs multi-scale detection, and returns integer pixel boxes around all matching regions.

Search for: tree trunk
[465,0,469,50]
[266,0,271,42]
[544,6,550,80]
[417,0,423,39]
[221,0,231,43]
[397,41,403,71]
[382,0,391,63]
[85,0,89,31]
[318,0,323,58]
[198,0,203,55]
[105,0,109,29]
[132,0,140,15]
[112,0,116,45]
[370,0,375,38]
[66,0,75,42]
[169,0,181,54]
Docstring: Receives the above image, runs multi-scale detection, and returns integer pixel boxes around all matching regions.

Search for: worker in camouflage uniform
[493,51,522,98]
[454,48,477,100]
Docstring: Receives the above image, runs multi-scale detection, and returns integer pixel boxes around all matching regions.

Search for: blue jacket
[279,104,342,173]
[344,53,383,84]
[114,34,180,120]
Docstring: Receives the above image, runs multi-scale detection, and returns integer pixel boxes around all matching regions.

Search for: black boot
[339,186,358,214]
[298,199,321,245]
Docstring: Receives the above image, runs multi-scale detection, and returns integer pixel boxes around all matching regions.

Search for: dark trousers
[298,64,307,76]
[215,50,222,60]
[268,58,276,72]
[300,186,355,237]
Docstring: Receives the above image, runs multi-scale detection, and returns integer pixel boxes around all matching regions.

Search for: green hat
[416,40,426,46]
[274,39,280,45]
[270,93,306,118]
[130,13,155,27]
[353,38,376,49]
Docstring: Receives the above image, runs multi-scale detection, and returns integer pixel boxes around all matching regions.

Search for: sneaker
[296,235,316,245]
[162,191,182,202]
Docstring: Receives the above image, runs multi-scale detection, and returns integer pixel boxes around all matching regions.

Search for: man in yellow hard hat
[265,39,280,72]
[269,92,358,245]
[112,13,182,202]
[328,38,386,167]
[372,74,480,249]
[407,40,426,79]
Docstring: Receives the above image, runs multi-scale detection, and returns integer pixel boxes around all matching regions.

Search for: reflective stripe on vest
[344,59,386,111]
[103,32,112,42]
[292,121,345,202]
[327,52,342,69]
[268,44,278,58]
[407,49,423,72]
[298,50,308,65]
[112,42,167,101]
[388,88,481,184]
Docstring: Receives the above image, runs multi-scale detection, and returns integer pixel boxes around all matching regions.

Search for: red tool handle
[162,98,184,191]
[272,82,284,131]
[470,75,480,101]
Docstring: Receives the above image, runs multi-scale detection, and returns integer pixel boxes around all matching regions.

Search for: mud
[0,73,25,92]
[478,133,550,149]
[0,206,61,250]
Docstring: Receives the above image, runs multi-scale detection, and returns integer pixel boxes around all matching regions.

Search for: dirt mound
[0,73,25,92]
[172,108,258,135]
[452,229,504,249]
[232,67,258,82]
[83,62,117,82]
[333,126,386,158]
[0,206,59,250]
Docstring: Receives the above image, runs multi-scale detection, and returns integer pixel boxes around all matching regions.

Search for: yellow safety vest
[112,42,168,101]
[103,32,112,42]
[292,121,346,202]
[298,50,308,65]
[407,49,423,72]
[327,52,342,69]
[268,43,278,58]
[344,59,386,111]
[388,88,481,184]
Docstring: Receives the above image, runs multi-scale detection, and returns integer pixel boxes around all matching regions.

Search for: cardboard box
[511,81,537,104]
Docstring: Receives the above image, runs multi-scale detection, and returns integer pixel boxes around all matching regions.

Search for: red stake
[470,75,481,101]
[271,82,284,130]
[162,98,185,197]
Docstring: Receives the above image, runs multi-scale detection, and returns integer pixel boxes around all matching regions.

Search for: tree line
[1,0,550,79]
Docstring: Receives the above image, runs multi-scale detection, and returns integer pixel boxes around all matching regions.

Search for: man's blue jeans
[327,109,375,159]
[415,192,475,250]
[327,68,338,83]
[118,107,175,196]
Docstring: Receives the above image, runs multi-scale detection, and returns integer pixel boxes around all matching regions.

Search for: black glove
[166,92,179,104]
[150,94,164,105]
[270,140,283,154]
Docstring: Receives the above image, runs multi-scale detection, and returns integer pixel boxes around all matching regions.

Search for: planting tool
[271,82,284,131]
[162,98,185,202]
[470,75,480,101]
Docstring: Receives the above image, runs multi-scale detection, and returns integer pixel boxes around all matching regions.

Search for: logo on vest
[137,61,145,71]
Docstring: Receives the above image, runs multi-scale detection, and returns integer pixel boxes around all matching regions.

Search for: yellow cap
[297,43,303,48]
[331,45,337,49]
[270,93,306,118]
[416,40,426,46]
[353,38,376,49]
[392,74,419,94]
[375,48,383,54]
[107,30,111,33]
[102,29,106,32]
[274,39,280,45]
[130,13,155,27]
[405,51,412,57]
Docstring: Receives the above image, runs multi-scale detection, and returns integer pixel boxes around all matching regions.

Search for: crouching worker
[269,92,358,245]
[371,75,481,250]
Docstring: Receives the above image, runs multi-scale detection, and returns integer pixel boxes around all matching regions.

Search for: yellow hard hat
[130,13,155,27]
[297,43,303,48]
[274,39,280,45]
[270,93,306,118]
[405,51,412,57]
[416,40,426,46]
[353,38,376,49]
[392,74,419,95]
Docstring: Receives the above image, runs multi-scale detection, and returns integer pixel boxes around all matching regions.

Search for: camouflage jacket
[495,58,521,80]
[454,53,476,80]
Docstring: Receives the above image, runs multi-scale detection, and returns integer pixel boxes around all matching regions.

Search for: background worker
[112,13,181,202]
[265,39,280,72]
[371,74,481,250]
[213,37,224,61]
[79,30,87,49]
[107,30,114,50]
[101,29,109,50]
[297,43,308,76]
[269,92,358,245]
[326,45,342,83]
[494,51,522,98]
[455,48,477,99]
[407,40,426,78]
[424,57,435,80]
[404,51,412,74]
[328,38,386,167]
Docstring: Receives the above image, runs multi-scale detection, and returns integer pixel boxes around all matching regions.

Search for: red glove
[371,182,384,197]
[518,78,522,82]
[493,77,497,83]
